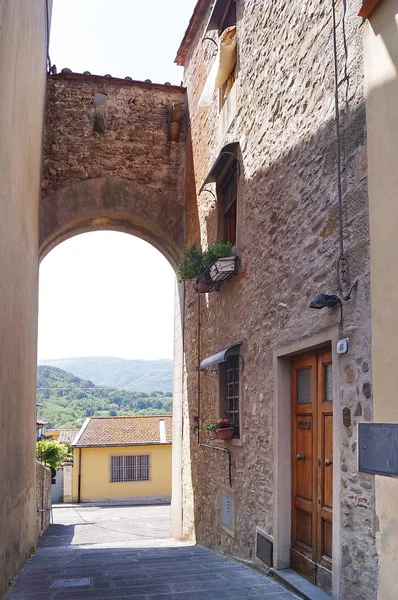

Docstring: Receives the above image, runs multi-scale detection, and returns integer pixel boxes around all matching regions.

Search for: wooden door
[291,349,333,594]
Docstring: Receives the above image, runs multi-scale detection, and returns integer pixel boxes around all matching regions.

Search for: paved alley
[6,505,298,600]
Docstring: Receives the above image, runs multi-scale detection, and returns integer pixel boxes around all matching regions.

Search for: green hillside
[37,356,173,393]
[37,365,172,429]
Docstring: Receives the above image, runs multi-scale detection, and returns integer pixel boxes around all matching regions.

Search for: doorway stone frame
[273,326,341,599]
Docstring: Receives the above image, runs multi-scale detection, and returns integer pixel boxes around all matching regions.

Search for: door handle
[296,454,306,461]
[324,459,333,467]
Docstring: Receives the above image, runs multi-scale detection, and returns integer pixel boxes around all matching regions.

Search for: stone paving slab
[6,506,299,600]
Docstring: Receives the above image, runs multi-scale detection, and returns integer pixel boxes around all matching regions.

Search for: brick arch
[39,177,184,267]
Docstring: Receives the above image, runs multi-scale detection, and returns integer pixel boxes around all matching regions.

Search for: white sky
[38,0,197,361]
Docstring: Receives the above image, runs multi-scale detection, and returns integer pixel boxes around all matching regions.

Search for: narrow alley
[6,505,298,599]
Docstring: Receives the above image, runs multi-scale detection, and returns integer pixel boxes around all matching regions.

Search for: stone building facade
[177,0,378,598]
[1,0,396,598]
[0,1,52,596]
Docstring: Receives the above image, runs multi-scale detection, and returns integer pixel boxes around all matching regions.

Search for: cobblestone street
[6,505,298,599]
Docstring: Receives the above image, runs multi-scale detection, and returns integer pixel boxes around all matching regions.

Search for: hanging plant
[177,244,204,281]
[203,240,233,269]
[177,240,234,283]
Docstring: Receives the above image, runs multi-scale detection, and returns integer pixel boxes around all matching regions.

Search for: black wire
[332,0,348,293]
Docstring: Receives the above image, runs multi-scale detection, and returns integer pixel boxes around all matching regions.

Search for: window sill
[215,437,243,447]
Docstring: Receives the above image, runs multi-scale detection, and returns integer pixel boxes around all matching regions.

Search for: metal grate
[53,578,91,588]
[225,355,240,436]
[256,532,273,567]
[110,454,149,483]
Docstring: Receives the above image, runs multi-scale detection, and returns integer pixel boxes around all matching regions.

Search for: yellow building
[71,416,172,504]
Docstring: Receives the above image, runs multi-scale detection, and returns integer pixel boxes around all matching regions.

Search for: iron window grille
[222,355,240,437]
[110,455,150,483]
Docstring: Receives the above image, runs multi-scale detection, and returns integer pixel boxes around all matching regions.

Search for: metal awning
[200,341,243,371]
[199,142,239,192]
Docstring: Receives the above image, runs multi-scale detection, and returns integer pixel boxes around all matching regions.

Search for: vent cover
[53,578,91,588]
[256,531,273,567]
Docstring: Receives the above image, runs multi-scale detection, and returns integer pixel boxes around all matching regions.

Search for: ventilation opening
[256,530,273,567]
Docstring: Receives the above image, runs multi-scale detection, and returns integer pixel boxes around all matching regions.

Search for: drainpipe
[77,448,82,503]
[197,294,201,443]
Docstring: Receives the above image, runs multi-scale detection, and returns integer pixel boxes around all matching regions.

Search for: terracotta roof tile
[72,416,172,447]
[58,430,80,444]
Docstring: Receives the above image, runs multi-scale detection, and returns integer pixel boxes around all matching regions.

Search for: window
[206,0,237,109]
[217,0,236,35]
[217,161,237,245]
[220,355,240,437]
[206,0,236,36]
[110,455,149,483]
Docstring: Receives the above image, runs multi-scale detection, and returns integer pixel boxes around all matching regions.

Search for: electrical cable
[332,0,358,302]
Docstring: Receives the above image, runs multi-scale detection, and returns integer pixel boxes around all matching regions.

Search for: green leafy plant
[177,240,234,282]
[203,240,233,269]
[205,419,233,431]
[177,243,204,281]
[36,439,72,470]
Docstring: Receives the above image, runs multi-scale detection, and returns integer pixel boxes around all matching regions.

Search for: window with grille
[110,455,150,483]
[220,355,240,437]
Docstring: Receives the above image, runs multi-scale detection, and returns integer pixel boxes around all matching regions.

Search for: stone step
[270,568,332,600]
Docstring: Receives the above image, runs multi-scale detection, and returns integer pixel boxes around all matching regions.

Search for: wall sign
[359,423,398,477]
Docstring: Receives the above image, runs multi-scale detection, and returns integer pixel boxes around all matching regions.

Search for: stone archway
[39,175,185,539]
[39,177,184,267]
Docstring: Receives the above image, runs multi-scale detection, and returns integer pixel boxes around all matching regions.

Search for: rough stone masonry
[41,73,187,265]
[177,0,378,598]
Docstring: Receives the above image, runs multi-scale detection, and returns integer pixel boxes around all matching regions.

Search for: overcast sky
[38,0,197,361]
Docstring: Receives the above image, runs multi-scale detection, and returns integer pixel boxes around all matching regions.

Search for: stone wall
[41,74,187,265]
[179,0,378,598]
[0,1,50,596]
[36,462,51,538]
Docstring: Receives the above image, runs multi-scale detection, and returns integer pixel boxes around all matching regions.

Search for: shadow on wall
[184,98,377,600]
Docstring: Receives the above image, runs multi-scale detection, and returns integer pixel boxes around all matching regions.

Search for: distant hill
[38,356,173,393]
[37,365,172,429]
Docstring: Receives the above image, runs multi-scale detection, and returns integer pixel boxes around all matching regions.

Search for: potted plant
[205,421,219,440]
[177,244,204,282]
[215,419,235,440]
[177,240,237,292]
[205,419,235,440]
[202,240,233,270]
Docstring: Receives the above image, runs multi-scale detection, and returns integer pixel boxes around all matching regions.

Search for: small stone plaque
[221,490,234,533]
[359,423,398,477]
[53,578,91,588]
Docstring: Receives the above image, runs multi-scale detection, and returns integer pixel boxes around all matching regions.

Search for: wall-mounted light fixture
[309,294,340,310]
[309,293,343,327]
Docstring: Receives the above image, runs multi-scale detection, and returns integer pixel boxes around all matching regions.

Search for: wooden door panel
[291,349,333,594]
[295,416,313,501]
[295,507,313,549]
[322,413,333,509]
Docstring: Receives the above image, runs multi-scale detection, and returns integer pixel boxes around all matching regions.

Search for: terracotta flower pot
[215,427,234,440]
[207,429,218,440]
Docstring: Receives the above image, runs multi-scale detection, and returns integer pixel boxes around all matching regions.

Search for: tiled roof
[175,0,212,66]
[72,416,172,448]
[58,430,80,444]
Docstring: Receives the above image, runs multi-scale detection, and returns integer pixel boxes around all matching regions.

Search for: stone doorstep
[270,569,332,600]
